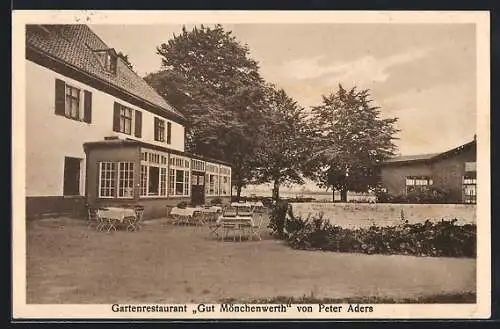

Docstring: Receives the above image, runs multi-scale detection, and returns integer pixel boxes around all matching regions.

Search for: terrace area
[27,212,476,304]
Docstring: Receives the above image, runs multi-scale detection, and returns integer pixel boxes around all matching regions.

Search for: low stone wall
[289,202,476,229]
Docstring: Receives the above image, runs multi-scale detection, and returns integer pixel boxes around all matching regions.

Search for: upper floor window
[154,117,165,142]
[113,102,142,138]
[167,122,172,144]
[55,79,92,123]
[120,106,133,135]
[65,84,81,120]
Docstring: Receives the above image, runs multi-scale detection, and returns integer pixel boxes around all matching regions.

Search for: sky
[90,23,477,157]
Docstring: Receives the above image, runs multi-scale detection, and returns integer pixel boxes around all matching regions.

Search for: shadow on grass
[220,292,476,304]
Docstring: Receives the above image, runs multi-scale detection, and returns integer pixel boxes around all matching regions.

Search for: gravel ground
[26,216,476,304]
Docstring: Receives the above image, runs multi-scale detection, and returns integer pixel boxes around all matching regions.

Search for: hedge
[374,187,460,204]
[269,201,476,258]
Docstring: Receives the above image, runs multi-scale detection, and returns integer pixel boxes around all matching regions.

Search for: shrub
[374,188,399,203]
[177,201,188,209]
[272,208,476,258]
[376,187,454,204]
[210,197,223,205]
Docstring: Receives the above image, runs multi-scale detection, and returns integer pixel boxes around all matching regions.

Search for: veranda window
[118,162,134,198]
[206,163,220,196]
[140,150,168,197]
[219,165,231,196]
[169,155,190,197]
[98,161,134,199]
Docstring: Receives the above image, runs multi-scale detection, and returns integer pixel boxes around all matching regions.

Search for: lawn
[26,214,476,304]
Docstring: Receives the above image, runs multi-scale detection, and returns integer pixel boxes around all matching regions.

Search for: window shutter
[55,79,65,116]
[113,102,120,132]
[83,90,92,123]
[167,122,172,144]
[134,110,142,138]
[153,117,159,141]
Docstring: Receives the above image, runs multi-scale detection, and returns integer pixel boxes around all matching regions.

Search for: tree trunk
[236,185,242,202]
[340,185,348,202]
[273,178,280,202]
[332,188,335,202]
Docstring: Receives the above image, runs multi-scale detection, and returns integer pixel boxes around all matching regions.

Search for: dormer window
[94,48,118,74]
[106,52,117,74]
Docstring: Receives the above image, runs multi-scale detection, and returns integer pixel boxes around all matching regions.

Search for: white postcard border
[11,10,491,319]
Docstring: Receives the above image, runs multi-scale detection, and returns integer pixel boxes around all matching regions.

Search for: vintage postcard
[12,10,491,319]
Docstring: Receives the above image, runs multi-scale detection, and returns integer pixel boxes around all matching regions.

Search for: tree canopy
[145,24,268,197]
[145,25,400,201]
[305,84,399,201]
[255,85,311,200]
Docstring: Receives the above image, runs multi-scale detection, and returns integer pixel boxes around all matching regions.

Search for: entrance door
[191,171,205,205]
[63,156,81,196]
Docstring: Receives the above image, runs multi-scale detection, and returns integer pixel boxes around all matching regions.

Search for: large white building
[25,24,232,218]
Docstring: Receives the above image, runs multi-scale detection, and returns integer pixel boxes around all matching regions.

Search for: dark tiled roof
[26,24,185,121]
[383,153,440,163]
[383,139,476,165]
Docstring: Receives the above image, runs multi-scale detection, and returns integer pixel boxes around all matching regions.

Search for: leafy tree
[117,51,134,72]
[305,84,399,202]
[145,24,267,199]
[155,25,262,95]
[255,85,310,201]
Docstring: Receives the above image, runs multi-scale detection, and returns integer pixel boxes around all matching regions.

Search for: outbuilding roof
[382,139,476,166]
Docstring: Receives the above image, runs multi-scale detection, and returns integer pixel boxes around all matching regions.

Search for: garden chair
[215,207,239,241]
[124,206,144,232]
[208,219,222,238]
[103,215,120,232]
[203,211,219,223]
[86,205,98,229]
[237,205,254,217]
[249,212,265,241]
[219,218,240,242]
[133,206,145,231]
[222,206,238,217]
[93,208,109,232]
[191,210,206,231]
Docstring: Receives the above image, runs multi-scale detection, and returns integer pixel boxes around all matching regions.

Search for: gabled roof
[25,24,185,122]
[382,139,476,166]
